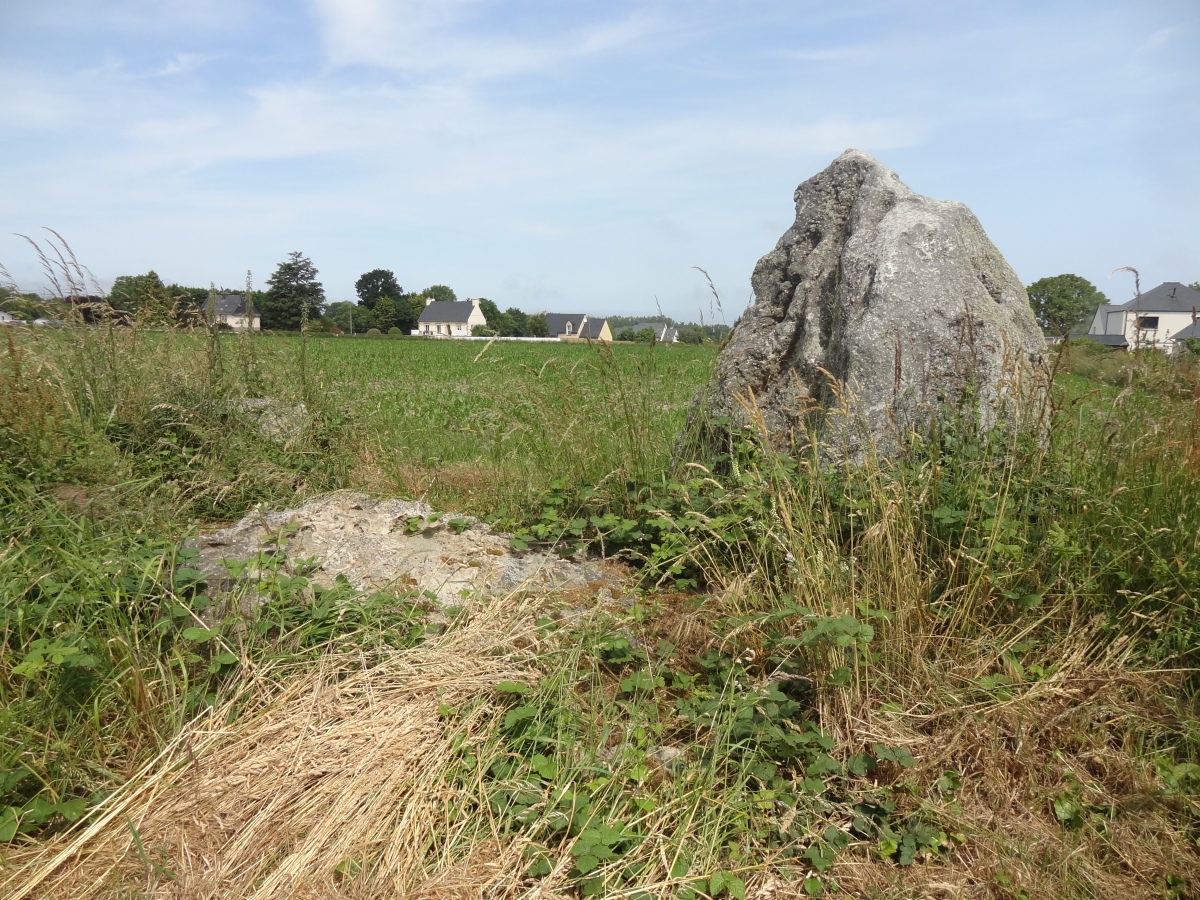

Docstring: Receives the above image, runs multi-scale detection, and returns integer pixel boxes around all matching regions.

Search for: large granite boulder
[700,149,1046,459]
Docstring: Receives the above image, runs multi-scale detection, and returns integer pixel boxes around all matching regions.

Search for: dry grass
[0,599,544,900]
[821,668,1200,899]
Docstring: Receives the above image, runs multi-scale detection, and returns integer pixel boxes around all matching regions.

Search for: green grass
[2,328,1200,898]
[304,334,717,512]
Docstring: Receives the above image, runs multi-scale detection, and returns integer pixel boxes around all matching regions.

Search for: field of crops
[305,335,718,511]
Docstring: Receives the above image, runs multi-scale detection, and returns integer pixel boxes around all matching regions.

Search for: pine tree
[260,252,326,331]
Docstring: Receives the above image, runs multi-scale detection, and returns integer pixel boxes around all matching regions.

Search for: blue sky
[1,0,1196,321]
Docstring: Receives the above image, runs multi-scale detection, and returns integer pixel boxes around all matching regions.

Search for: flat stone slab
[190,492,615,605]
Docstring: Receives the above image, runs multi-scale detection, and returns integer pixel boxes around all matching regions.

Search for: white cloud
[308,0,664,78]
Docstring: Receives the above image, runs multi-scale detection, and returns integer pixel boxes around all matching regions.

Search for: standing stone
[699,149,1046,459]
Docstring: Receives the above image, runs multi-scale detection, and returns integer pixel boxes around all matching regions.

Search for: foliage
[1027,273,1107,336]
[373,296,398,331]
[478,298,502,332]
[260,252,326,331]
[0,289,55,322]
[617,327,655,343]
[354,269,401,310]
[324,300,373,334]
[422,284,457,304]
[4,313,1200,895]
[0,486,426,841]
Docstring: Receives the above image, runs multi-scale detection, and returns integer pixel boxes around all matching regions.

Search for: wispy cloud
[308,0,665,78]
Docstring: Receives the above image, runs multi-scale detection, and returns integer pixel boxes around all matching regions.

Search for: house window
[1136,316,1160,330]
[566,321,573,335]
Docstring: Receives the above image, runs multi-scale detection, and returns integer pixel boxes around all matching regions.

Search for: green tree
[503,307,529,337]
[527,313,549,337]
[108,275,144,313]
[355,269,402,310]
[477,298,502,332]
[618,327,655,343]
[423,284,456,304]
[404,296,424,329]
[140,271,173,326]
[1026,274,1107,337]
[374,296,398,331]
[261,252,326,331]
[394,293,418,333]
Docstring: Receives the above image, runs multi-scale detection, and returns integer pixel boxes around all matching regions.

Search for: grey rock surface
[703,149,1046,457]
[190,492,615,605]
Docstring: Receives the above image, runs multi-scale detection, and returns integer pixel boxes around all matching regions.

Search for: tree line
[13,253,1153,344]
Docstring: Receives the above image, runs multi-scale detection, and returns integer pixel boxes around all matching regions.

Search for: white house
[0,310,14,324]
[1088,282,1200,350]
[206,292,261,332]
[416,298,487,337]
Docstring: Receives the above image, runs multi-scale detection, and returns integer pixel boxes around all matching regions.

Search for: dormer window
[1136,316,1159,330]
[566,321,573,334]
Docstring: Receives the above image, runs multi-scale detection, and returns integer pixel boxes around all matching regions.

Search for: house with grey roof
[206,292,260,332]
[1088,282,1200,350]
[416,298,486,337]
[577,318,613,342]
[619,322,678,343]
[544,313,612,342]
[545,313,587,338]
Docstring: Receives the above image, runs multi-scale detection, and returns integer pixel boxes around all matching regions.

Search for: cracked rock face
[190,493,614,606]
[704,149,1046,458]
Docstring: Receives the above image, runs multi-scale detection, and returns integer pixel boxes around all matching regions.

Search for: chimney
[426,296,436,306]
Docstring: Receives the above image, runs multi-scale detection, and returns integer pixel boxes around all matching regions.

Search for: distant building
[545,313,588,338]
[416,298,487,337]
[206,292,261,332]
[0,310,14,324]
[543,313,612,342]
[1087,282,1200,350]
[577,318,613,342]
[619,322,678,343]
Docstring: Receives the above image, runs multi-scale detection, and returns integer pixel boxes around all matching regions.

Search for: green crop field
[306,335,718,511]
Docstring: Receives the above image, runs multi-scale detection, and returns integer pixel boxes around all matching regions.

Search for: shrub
[388,327,402,338]
[365,328,381,337]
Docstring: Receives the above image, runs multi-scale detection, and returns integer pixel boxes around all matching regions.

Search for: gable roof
[545,313,587,336]
[418,300,477,324]
[578,318,609,339]
[1171,320,1200,342]
[208,292,253,317]
[1116,282,1200,314]
[622,322,676,341]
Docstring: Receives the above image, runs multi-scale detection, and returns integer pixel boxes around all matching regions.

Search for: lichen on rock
[694,149,1048,460]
